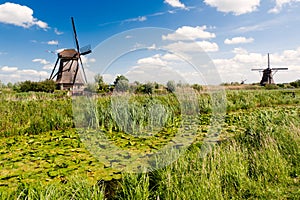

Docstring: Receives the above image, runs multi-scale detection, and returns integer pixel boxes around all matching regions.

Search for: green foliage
[14,80,57,93]
[290,79,300,88]
[0,93,73,136]
[264,84,279,90]
[192,84,203,92]
[114,75,129,92]
[95,74,110,94]
[166,80,176,92]
[135,82,154,94]
[0,177,105,200]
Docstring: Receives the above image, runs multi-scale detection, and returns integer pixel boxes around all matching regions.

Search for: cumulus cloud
[0,66,49,83]
[1,66,18,72]
[163,26,216,41]
[43,64,54,70]
[269,0,300,13]
[47,40,59,45]
[125,54,188,84]
[0,2,48,29]
[137,54,168,66]
[165,41,219,53]
[224,37,254,45]
[204,0,260,15]
[164,0,186,9]
[32,58,50,65]
[80,56,97,67]
[117,52,211,85]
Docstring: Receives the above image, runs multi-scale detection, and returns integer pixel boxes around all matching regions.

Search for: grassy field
[0,88,299,199]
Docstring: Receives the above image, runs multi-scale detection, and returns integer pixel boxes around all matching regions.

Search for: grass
[114,107,300,200]
[0,89,299,199]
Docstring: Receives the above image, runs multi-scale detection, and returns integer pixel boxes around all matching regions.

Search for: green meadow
[0,89,299,199]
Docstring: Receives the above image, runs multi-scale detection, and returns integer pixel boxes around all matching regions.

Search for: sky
[0,0,300,85]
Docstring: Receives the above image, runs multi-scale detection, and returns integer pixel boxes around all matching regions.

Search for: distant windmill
[251,53,288,86]
[49,17,91,91]
[241,79,247,85]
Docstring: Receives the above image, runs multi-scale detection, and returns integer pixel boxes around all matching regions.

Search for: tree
[166,80,176,92]
[7,82,13,89]
[290,80,300,88]
[143,82,153,94]
[94,74,109,93]
[135,82,153,94]
[114,75,129,92]
[192,84,203,92]
[38,79,56,92]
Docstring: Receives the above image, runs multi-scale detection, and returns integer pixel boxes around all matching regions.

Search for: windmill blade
[73,61,80,85]
[251,68,264,71]
[271,68,288,70]
[71,17,80,53]
[72,56,87,85]
[49,57,59,79]
[79,56,88,83]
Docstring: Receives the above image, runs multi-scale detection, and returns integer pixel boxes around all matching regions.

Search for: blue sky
[0,0,300,84]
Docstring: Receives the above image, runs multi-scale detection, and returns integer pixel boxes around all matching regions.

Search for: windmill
[49,17,91,91]
[251,53,288,86]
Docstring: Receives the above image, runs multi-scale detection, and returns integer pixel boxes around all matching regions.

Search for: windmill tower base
[260,68,274,86]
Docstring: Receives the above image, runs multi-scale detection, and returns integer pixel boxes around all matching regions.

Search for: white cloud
[162,26,216,41]
[164,0,186,9]
[80,56,97,67]
[1,66,18,72]
[269,0,300,13]
[137,16,147,22]
[0,66,49,83]
[55,48,65,54]
[224,37,254,45]
[0,2,48,29]
[118,53,209,85]
[43,64,54,70]
[204,0,260,15]
[20,69,48,76]
[165,41,219,53]
[54,28,64,35]
[32,58,50,65]
[137,54,168,66]
[124,16,147,23]
[47,40,59,45]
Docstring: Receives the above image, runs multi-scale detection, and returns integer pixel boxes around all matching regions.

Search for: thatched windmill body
[49,17,91,91]
[252,53,288,86]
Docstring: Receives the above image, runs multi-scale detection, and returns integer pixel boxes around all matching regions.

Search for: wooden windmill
[252,53,288,86]
[49,17,91,91]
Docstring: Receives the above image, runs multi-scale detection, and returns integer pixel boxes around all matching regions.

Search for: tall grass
[0,177,105,200]
[1,89,299,137]
[113,107,300,199]
[0,89,299,199]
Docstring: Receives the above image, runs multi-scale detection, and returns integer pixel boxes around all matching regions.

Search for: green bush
[14,80,57,93]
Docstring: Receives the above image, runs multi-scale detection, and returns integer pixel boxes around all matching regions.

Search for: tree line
[1,76,299,94]
[86,74,203,94]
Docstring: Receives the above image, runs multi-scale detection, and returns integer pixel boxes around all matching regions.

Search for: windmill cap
[58,49,79,59]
